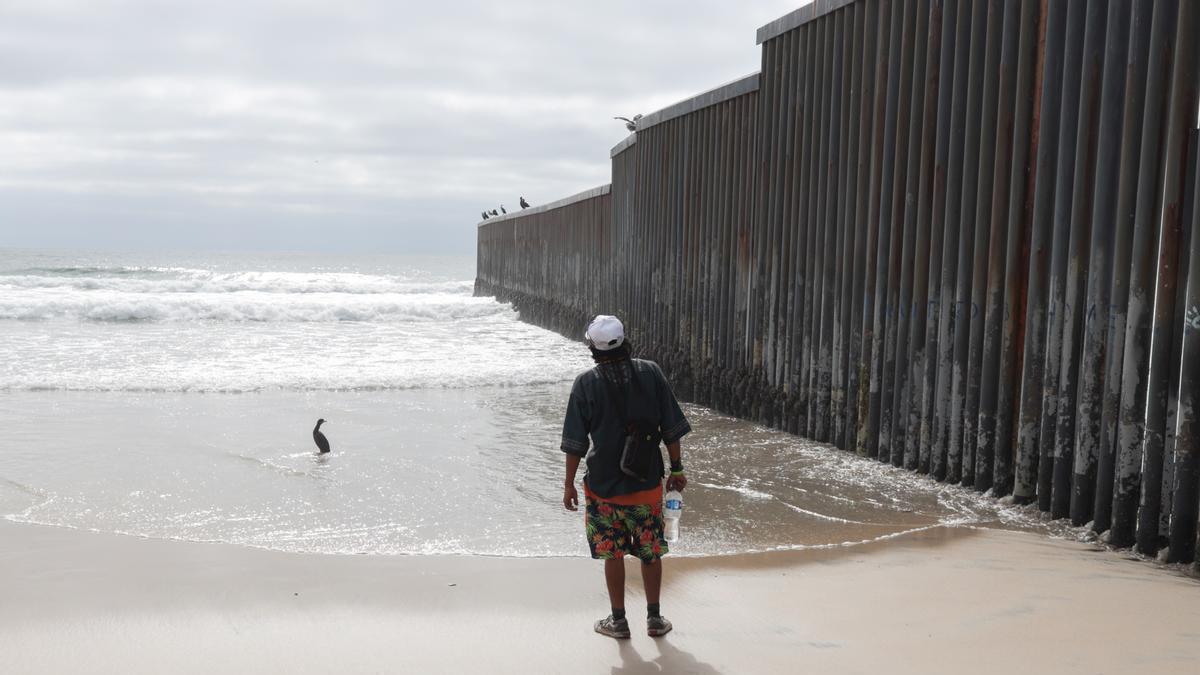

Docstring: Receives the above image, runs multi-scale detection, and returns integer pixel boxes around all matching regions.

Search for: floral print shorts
[584,495,668,563]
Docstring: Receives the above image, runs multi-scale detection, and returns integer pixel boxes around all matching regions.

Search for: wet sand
[3,521,1198,674]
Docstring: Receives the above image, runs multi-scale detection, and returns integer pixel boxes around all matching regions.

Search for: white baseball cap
[585,315,625,350]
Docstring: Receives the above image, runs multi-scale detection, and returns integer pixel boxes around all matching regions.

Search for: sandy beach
[3,520,1198,674]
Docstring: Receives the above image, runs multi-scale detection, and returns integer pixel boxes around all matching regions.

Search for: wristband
[670,461,684,474]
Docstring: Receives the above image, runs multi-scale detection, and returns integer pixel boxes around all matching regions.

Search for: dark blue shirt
[560,358,691,499]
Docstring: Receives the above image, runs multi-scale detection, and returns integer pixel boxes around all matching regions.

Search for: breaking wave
[0,252,594,393]
[0,265,497,323]
[0,291,507,323]
[0,267,475,296]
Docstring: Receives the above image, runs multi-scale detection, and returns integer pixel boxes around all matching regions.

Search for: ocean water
[0,248,1061,557]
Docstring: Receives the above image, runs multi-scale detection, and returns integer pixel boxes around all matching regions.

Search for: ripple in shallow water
[0,389,1075,557]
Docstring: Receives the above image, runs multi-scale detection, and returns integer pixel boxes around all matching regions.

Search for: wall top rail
[476,183,611,227]
[631,72,760,135]
[610,132,637,158]
[756,0,857,44]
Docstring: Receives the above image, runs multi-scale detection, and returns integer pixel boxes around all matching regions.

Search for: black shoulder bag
[601,363,663,482]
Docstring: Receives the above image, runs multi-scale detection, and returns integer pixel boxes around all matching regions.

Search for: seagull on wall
[614,114,643,132]
[500,204,507,214]
[519,197,530,209]
[481,211,489,220]
[490,209,499,217]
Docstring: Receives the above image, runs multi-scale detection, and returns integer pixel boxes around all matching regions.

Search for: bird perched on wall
[614,114,643,132]
[481,211,489,220]
[500,204,507,214]
[490,209,499,216]
[519,197,530,209]
[313,419,330,454]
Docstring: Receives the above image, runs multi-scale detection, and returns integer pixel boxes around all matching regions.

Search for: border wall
[475,0,1200,565]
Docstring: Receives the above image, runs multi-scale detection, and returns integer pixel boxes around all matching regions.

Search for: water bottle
[663,490,683,543]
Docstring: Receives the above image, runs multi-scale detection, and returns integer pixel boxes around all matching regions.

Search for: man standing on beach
[560,315,690,639]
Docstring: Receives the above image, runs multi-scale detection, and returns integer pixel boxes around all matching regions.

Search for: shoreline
[4,520,1199,674]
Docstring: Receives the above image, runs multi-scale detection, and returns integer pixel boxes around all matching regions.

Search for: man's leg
[642,558,671,636]
[604,558,626,610]
[587,500,632,638]
[594,553,631,638]
[640,558,661,604]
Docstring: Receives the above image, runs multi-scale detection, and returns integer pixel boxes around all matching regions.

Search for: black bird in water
[500,204,507,214]
[313,419,331,454]
[519,196,530,209]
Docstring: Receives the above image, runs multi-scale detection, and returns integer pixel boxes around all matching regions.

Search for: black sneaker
[594,615,631,639]
[646,615,672,637]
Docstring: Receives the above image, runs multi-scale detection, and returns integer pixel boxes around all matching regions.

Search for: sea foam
[0,265,489,322]
[0,267,475,296]
[0,255,591,392]
[0,289,507,322]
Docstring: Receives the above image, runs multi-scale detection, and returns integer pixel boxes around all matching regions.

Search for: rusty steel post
[1147,132,1195,552]
[849,0,880,456]
[991,0,1041,500]
[801,24,825,430]
[1158,116,1188,547]
[774,29,798,415]
[963,0,1005,491]
[878,0,920,466]
[780,29,804,423]
[828,7,850,445]
[1109,0,1180,546]
[1051,0,1099,521]
[1156,123,1191,554]
[1069,0,1135,522]
[901,0,941,472]
[816,13,843,442]
[918,0,958,478]
[1015,0,1068,506]
[1037,0,1088,519]
[1135,0,1197,555]
[753,37,779,407]
[808,16,832,439]
[1168,130,1200,563]
[932,0,974,482]
[858,0,893,458]
[830,6,857,447]
[947,0,991,485]
[835,2,866,450]
[976,0,1024,496]
[792,27,816,427]
[754,47,776,387]
[1054,0,1109,518]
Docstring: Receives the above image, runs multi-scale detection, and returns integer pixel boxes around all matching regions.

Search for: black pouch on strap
[602,364,662,482]
[619,418,662,482]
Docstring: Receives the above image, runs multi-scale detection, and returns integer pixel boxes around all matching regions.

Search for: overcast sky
[0,0,804,255]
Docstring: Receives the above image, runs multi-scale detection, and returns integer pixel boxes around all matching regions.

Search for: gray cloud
[0,0,803,254]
